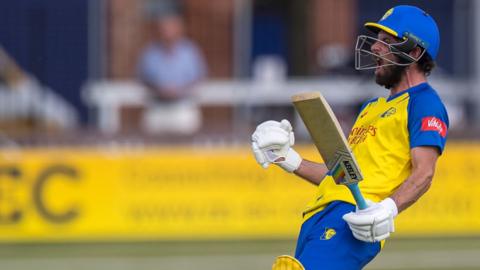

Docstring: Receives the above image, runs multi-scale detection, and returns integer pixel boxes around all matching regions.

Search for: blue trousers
[295,201,381,270]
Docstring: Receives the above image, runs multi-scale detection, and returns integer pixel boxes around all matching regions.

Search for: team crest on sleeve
[320,228,336,240]
[421,117,447,137]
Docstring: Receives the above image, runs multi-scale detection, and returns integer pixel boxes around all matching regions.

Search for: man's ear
[409,47,423,59]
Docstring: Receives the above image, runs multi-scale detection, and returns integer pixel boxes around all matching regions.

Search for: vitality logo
[421,116,447,137]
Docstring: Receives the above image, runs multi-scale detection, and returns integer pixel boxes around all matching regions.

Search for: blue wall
[0,0,88,121]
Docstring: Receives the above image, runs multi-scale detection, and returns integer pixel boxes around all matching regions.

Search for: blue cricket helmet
[364,5,440,60]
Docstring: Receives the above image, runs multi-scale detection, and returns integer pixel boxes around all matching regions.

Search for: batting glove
[251,119,302,173]
[342,198,398,242]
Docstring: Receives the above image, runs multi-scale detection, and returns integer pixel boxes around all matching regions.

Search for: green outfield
[0,237,478,270]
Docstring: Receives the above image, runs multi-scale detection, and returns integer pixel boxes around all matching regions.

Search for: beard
[375,64,407,89]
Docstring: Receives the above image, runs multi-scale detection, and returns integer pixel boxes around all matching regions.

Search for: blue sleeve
[408,91,449,154]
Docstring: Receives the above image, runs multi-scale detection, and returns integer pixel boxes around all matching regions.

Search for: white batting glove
[342,198,398,242]
[251,119,302,173]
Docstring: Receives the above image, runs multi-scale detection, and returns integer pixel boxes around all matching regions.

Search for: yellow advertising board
[0,142,478,242]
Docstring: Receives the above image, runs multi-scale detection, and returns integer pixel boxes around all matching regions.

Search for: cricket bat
[292,92,367,210]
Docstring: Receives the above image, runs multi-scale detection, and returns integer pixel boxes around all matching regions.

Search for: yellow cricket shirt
[303,83,449,220]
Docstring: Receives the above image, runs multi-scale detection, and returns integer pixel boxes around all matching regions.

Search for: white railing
[82,76,469,135]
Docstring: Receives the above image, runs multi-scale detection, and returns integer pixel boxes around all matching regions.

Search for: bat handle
[347,184,368,210]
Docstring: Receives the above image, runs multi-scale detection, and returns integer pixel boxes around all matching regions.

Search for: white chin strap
[355,35,425,70]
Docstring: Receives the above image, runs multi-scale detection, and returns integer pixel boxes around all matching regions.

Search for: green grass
[0,239,296,258]
[369,236,480,270]
[0,237,478,270]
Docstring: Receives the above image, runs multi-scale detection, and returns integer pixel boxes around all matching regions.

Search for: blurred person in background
[0,46,77,136]
[0,46,25,87]
[252,5,448,270]
[137,11,207,135]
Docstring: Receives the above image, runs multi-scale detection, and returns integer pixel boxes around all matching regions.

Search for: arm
[294,159,329,186]
[141,81,183,101]
[393,90,447,211]
[390,146,439,213]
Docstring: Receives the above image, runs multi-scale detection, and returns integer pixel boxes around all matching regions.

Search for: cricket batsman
[251,5,448,270]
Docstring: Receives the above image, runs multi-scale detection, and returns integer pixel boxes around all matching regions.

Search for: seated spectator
[137,12,207,135]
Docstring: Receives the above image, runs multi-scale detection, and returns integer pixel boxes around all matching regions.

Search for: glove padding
[251,119,301,172]
[342,198,398,242]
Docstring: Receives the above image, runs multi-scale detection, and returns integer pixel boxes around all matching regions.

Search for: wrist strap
[278,148,302,173]
[380,197,398,217]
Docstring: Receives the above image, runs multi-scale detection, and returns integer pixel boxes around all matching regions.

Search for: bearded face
[356,32,412,89]
[374,60,406,89]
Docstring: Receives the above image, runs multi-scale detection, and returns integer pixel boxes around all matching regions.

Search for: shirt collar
[387,82,429,101]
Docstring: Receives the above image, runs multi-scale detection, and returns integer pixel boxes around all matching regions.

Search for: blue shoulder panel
[407,84,449,154]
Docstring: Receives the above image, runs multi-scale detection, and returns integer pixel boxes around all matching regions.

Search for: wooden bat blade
[292,92,363,185]
[292,91,367,209]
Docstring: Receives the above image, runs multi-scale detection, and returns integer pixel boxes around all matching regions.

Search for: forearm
[390,169,434,213]
[141,81,184,101]
[294,159,329,186]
